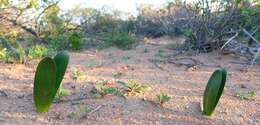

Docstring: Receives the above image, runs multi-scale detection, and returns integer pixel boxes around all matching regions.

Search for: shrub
[0,48,8,62]
[27,45,48,59]
[109,32,137,50]
[69,32,83,51]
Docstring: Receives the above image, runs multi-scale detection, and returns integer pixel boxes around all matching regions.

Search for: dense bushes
[0,0,259,63]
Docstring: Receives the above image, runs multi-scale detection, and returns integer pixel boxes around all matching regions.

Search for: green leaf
[33,57,57,113]
[203,68,227,116]
[53,51,69,95]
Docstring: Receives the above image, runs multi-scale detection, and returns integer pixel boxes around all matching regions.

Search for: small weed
[68,105,92,118]
[155,49,170,58]
[72,68,86,82]
[85,60,103,68]
[113,72,125,78]
[143,48,149,53]
[122,56,131,60]
[157,92,171,107]
[167,43,179,50]
[55,87,71,100]
[117,80,150,96]
[91,83,123,98]
[235,91,257,100]
[0,48,8,62]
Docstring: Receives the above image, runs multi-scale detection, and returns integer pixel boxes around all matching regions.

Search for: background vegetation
[0,0,259,64]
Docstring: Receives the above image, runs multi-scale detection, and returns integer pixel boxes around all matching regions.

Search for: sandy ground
[0,37,259,125]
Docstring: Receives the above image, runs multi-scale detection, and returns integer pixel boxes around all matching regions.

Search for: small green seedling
[91,83,122,98]
[55,87,71,100]
[72,68,86,82]
[235,91,256,100]
[113,72,124,78]
[33,51,69,113]
[68,105,92,118]
[143,48,149,53]
[157,92,171,107]
[117,80,150,96]
[202,68,227,116]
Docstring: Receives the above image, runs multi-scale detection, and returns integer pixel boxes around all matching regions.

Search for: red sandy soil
[0,36,259,125]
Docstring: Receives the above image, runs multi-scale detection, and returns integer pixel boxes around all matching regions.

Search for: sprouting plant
[157,92,171,107]
[91,83,122,98]
[55,86,71,100]
[72,68,86,82]
[85,59,103,68]
[117,80,150,96]
[235,91,257,100]
[143,48,149,53]
[33,51,69,113]
[113,72,124,78]
[122,56,131,60]
[68,105,92,118]
[202,68,227,116]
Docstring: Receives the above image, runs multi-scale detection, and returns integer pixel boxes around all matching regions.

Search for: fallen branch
[242,28,259,44]
[221,32,239,50]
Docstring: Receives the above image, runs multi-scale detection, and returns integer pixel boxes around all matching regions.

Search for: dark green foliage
[27,45,48,59]
[92,83,119,98]
[33,51,69,113]
[69,32,82,50]
[110,32,137,50]
[53,51,69,94]
[33,57,57,112]
[203,68,227,116]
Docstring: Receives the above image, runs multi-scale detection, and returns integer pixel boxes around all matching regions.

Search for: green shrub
[110,32,137,50]
[69,32,82,51]
[28,45,48,59]
[0,48,8,62]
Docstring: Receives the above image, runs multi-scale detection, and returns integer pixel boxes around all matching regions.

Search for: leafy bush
[27,45,48,59]
[69,32,83,51]
[0,48,8,62]
[110,32,137,50]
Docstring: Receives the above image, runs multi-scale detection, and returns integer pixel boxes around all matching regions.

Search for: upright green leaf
[203,68,227,116]
[33,57,57,113]
[53,51,69,92]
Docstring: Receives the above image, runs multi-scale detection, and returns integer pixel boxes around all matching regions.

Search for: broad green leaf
[53,51,69,93]
[33,57,57,113]
[203,68,227,116]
